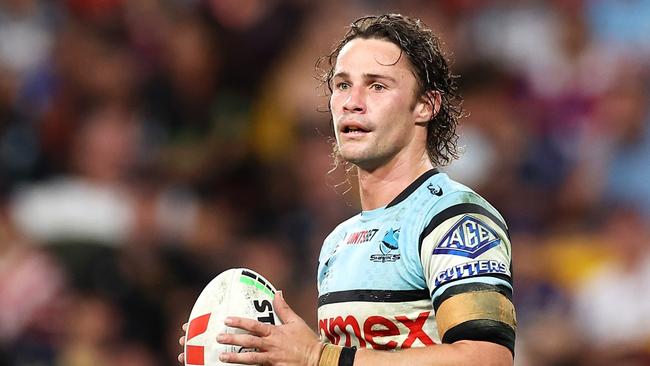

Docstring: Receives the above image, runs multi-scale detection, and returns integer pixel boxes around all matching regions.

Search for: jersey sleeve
[419,200,512,305]
[418,195,516,353]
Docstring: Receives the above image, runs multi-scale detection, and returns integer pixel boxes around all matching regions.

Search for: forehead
[334,38,413,77]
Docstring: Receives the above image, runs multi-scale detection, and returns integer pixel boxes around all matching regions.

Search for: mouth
[340,121,371,136]
[343,126,370,134]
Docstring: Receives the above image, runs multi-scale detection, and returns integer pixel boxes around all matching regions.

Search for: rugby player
[180,13,515,366]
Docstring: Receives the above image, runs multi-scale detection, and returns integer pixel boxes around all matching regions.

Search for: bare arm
[354,340,512,366]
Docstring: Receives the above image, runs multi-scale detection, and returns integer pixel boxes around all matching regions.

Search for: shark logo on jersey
[433,216,501,258]
[370,228,401,262]
[381,228,399,252]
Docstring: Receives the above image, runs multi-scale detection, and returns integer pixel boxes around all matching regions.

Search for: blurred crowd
[0,0,649,365]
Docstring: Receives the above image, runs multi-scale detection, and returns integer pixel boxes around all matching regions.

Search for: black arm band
[338,346,357,366]
[442,319,515,356]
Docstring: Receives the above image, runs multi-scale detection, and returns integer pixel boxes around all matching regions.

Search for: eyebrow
[333,71,397,84]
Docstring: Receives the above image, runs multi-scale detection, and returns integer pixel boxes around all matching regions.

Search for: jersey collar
[385,169,440,208]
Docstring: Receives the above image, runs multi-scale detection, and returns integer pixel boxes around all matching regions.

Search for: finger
[178,352,185,364]
[220,351,266,365]
[179,336,186,346]
[182,322,188,332]
[217,333,264,349]
[273,291,300,324]
[225,317,272,337]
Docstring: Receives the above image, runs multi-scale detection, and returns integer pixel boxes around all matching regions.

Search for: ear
[414,91,441,124]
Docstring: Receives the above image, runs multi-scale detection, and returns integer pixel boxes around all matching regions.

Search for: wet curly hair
[318,14,462,167]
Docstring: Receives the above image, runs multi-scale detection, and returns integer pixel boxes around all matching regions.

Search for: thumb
[273,291,300,324]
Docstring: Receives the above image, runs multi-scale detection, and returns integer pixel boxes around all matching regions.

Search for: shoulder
[320,213,362,256]
[432,174,501,213]
[416,175,512,278]
[399,173,507,239]
[419,174,507,236]
[324,213,361,240]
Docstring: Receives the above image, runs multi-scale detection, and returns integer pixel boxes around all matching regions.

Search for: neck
[357,153,434,211]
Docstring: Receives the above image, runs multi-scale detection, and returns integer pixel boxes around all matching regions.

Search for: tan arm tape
[319,343,343,366]
[436,290,517,339]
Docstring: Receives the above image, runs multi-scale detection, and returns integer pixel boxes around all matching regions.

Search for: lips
[343,126,370,133]
[339,119,371,135]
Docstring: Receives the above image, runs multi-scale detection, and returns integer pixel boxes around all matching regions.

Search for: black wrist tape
[338,346,357,366]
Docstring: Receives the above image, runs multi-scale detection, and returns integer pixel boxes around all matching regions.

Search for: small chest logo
[427,183,443,196]
[370,228,401,262]
[433,216,501,258]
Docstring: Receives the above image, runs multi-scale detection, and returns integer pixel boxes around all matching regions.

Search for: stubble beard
[337,141,391,173]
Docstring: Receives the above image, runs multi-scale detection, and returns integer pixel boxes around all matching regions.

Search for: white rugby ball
[184,268,281,366]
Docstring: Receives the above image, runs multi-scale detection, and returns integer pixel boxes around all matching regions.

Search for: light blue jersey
[317,169,512,350]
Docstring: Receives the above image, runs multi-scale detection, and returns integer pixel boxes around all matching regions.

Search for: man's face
[330,38,427,171]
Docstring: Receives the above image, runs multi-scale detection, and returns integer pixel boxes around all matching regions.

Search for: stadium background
[1,0,649,365]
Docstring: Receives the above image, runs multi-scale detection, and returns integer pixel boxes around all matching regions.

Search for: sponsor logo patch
[346,229,379,244]
[433,216,501,258]
[370,228,401,262]
[434,260,508,287]
[318,311,434,349]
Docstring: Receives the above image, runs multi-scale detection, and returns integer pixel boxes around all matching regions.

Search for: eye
[335,82,350,91]
[370,83,386,91]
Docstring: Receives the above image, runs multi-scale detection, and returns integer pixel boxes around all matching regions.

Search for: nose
[342,88,365,113]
